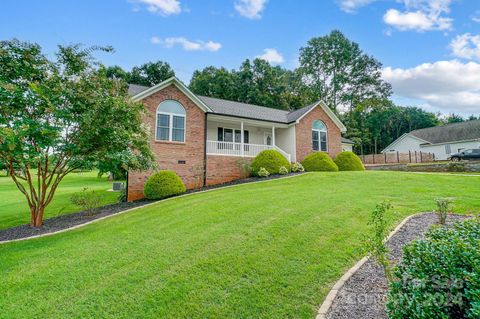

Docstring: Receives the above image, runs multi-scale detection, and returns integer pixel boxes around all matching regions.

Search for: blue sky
[1,0,480,115]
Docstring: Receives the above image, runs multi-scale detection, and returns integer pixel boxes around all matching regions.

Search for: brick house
[127,77,349,201]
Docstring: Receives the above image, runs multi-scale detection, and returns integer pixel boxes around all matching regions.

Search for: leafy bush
[363,202,393,282]
[387,218,480,319]
[435,198,452,225]
[279,166,289,175]
[251,150,290,175]
[334,151,365,171]
[144,171,186,200]
[301,152,338,172]
[291,162,305,173]
[447,162,466,172]
[257,167,270,177]
[70,188,103,216]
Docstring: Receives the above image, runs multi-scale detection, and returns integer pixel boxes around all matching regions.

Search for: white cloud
[472,11,480,23]
[382,60,480,114]
[150,36,221,52]
[234,0,267,19]
[383,0,453,32]
[337,0,377,13]
[134,0,181,16]
[255,48,285,64]
[450,33,480,60]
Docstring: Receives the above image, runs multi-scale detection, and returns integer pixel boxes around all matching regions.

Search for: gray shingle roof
[341,137,354,144]
[409,120,480,144]
[128,84,149,96]
[197,95,292,123]
[128,83,316,124]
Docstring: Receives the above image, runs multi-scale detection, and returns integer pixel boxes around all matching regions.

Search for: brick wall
[127,84,206,201]
[295,105,342,162]
[206,155,252,186]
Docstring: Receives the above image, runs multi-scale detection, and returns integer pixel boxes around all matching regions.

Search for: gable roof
[130,77,212,112]
[408,120,480,144]
[128,77,346,130]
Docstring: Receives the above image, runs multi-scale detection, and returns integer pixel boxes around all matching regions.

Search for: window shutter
[217,127,224,141]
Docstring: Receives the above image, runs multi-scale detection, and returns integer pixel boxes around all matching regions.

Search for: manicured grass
[0,171,118,230]
[1,172,479,319]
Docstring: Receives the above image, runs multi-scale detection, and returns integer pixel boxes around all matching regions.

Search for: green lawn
[1,171,479,319]
[0,171,118,230]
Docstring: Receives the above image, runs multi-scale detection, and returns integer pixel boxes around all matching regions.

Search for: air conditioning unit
[112,182,125,191]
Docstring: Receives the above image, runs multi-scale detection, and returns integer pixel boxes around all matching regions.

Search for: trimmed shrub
[144,171,186,200]
[251,150,290,175]
[301,152,338,172]
[334,151,365,171]
[291,162,305,173]
[257,167,270,177]
[279,166,289,175]
[387,218,480,319]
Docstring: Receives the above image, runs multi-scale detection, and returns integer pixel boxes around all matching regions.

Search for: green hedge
[387,218,480,319]
[301,152,338,172]
[144,171,186,200]
[334,151,365,171]
[251,150,290,175]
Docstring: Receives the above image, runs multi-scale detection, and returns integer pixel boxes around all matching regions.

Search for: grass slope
[1,172,479,318]
[0,171,117,230]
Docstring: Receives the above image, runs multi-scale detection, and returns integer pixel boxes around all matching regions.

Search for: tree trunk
[30,205,45,227]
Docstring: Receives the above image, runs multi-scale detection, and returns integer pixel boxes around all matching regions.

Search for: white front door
[264,132,272,146]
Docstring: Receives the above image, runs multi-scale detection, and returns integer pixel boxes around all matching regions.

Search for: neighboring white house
[382,120,480,160]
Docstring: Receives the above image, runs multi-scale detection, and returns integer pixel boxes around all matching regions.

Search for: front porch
[206,114,294,162]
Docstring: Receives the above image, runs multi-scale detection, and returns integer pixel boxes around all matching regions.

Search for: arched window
[156,100,186,142]
[312,120,327,152]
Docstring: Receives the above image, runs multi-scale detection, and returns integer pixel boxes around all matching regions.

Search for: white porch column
[272,126,275,147]
[240,121,244,157]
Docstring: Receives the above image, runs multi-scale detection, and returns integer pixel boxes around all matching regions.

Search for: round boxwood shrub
[334,151,365,171]
[143,171,186,200]
[387,218,480,319]
[301,152,338,172]
[251,150,290,175]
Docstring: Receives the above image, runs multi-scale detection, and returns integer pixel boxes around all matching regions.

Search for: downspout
[125,170,129,202]
[203,113,208,187]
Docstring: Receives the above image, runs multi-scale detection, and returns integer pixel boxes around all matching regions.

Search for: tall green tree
[189,59,310,110]
[105,65,131,82]
[0,40,154,227]
[299,30,392,113]
[129,61,175,86]
[189,66,238,101]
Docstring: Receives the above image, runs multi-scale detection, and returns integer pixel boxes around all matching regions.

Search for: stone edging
[314,212,422,319]
[0,173,307,245]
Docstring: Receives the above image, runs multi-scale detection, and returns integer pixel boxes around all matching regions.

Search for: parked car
[449,148,480,161]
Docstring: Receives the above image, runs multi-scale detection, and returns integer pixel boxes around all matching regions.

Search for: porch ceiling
[207,114,290,128]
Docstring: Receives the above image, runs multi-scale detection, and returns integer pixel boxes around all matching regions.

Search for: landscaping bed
[0,172,303,242]
[325,213,468,319]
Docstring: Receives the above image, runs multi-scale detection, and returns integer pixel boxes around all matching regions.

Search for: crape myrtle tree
[0,40,154,227]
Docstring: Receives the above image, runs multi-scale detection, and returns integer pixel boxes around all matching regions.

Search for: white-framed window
[312,120,327,152]
[156,100,186,142]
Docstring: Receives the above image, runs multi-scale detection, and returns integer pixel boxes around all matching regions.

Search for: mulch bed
[0,172,304,242]
[325,213,468,319]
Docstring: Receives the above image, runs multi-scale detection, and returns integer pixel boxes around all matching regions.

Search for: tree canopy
[0,39,154,227]
[298,30,392,114]
[189,58,310,110]
[105,60,175,87]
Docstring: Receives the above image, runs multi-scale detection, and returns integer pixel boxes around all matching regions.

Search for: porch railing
[206,140,290,161]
